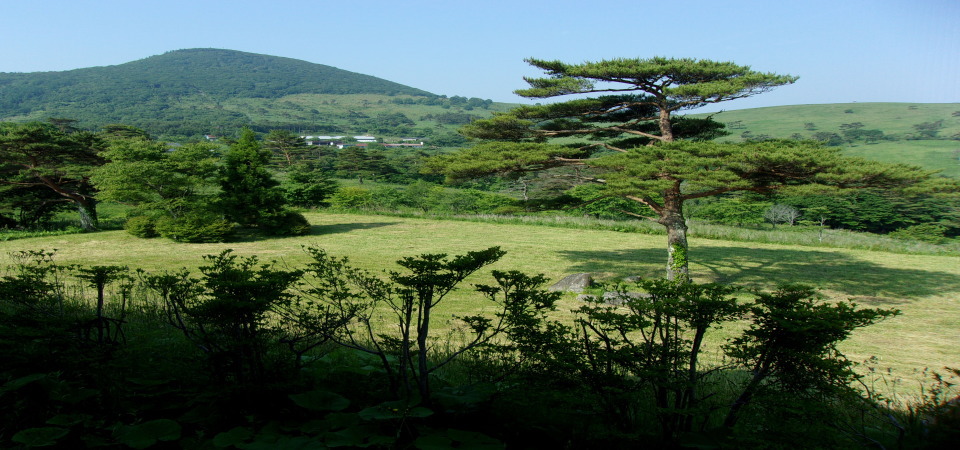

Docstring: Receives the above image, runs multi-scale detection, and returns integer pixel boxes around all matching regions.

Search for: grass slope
[696,102,960,177]
[1,211,956,385]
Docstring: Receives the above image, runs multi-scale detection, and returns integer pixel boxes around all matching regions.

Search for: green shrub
[492,205,526,215]
[888,223,948,244]
[259,209,311,236]
[281,164,339,208]
[155,213,235,243]
[329,186,373,209]
[124,216,159,238]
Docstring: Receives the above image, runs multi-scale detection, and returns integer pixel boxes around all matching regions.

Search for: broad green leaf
[213,427,254,448]
[289,390,350,412]
[12,427,69,447]
[446,429,504,450]
[114,419,181,449]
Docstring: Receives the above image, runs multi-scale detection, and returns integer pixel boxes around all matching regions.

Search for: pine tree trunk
[76,198,99,231]
[658,107,675,142]
[659,190,689,282]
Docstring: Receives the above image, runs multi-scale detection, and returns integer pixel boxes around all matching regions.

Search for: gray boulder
[548,273,593,293]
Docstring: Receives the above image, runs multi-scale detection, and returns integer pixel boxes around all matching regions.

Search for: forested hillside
[0,49,509,140]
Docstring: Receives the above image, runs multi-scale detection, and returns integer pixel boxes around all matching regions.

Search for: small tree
[219,128,309,235]
[301,246,558,406]
[722,285,899,429]
[764,204,801,228]
[74,265,130,345]
[0,122,105,231]
[263,129,308,167]
[145,250,304,384]
[280,163,339,208]
[574,280,745,439]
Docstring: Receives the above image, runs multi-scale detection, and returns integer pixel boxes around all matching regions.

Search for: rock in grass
[548,273,593,292]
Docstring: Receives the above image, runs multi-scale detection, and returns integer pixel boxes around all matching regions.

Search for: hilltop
[0,48,512,140]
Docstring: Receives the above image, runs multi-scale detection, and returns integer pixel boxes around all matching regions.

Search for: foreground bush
[154,212,235,243]
[0,248,952,449]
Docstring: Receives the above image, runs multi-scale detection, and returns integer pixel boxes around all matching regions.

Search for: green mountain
[1,49,957,176]
[0,48,506,139]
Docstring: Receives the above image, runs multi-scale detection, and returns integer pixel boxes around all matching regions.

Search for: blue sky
[2,0,957,112]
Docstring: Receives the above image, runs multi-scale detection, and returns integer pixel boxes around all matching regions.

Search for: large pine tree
[432,57,949,281]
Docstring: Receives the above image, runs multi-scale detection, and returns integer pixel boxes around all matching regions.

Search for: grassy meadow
[696,102,960,178]
[1,211,957,391]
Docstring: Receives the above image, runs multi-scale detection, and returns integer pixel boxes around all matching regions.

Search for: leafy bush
[888,223,948,244]
[329,186,374,209]
[0,248,940,449]
[280,164,339,208]
[154,212,235,243]
[259,209,311,236]
[124,215,159,238]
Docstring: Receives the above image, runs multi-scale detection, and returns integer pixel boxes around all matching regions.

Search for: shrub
[154,212,235,243]
[329,186,373,209]
[124,216,159,238]
[281,164,339,208]
[889,223,948,244]
[259,209,311,236]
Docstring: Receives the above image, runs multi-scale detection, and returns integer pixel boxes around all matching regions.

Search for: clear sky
[1,0,957,112]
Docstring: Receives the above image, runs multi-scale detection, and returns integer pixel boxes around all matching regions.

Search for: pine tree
[431,57,951,280]
[219,128,286,227]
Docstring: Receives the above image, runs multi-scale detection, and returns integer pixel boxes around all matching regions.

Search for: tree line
[0,123,327,241]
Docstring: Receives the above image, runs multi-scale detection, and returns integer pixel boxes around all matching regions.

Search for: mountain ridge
[0,48,451,137]
[0,48,435,98]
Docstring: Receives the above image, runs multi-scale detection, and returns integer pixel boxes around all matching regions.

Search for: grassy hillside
[0,49,517,140]
[1,211,955,384]
[697,102,960,177]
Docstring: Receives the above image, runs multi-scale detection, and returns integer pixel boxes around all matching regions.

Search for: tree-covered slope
[0,48,433,107]
[0,49,442,137]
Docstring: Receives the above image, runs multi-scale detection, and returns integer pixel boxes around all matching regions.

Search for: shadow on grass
[558,246,960,301]
[309,221,401,235]
[223,222,401,242]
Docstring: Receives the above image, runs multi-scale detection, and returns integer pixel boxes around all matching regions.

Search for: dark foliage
[0,248,951,449]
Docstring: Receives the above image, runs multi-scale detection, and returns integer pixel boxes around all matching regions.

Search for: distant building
[302,136,343,146]
[383,142,424,148]
[300,135,423,149]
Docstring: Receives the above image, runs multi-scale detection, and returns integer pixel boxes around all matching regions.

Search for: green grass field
[695,102,960,178]
[2,211,957,388]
